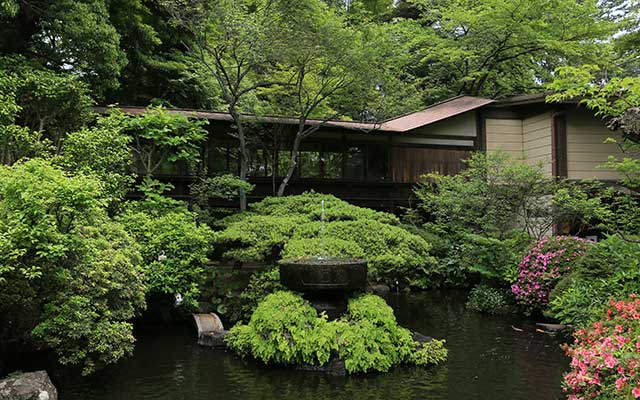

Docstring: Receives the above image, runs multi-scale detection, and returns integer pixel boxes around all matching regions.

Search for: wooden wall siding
[485,118,523,159]
[408,112,478,137]
[566,109,623,180]
[391,148,471,182]
[523,112,553,176]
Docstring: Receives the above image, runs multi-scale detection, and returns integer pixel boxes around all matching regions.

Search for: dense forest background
[1,0,638,119]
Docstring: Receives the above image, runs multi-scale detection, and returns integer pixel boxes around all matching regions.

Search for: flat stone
[367,283,391,297]
[412,332,433,345]
[536,323,569,332]
[198,330,228,349]
[0,370,57,400]
[296,358,346,376]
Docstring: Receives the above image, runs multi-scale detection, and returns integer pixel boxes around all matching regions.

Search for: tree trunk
[277,133,303,197]
[232,109,249,211]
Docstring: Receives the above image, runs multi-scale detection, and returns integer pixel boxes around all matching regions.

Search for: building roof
[96,95,494,134]
[379,96,494,131]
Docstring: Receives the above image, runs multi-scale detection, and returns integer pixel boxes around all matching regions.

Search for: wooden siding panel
[566,110,628,180]
[523,113,552,177]
[408,112,478,137]
[391,148,471,183]
[485,118,523,159]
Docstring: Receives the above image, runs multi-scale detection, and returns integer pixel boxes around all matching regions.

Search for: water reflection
[54,290,569,400]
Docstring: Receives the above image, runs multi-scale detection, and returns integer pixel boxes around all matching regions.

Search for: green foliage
[31,221,146,375]
[415,151,559,240]
[226,291,447,373]
[291,219,435,288]
[548,235,640,327]
[214,192,435,288]
[119,195,213,309]
[0,55,93,154]
[391,0,619,101]
[250,192,399,225]
[283,238,365,260]
[190,174,255,225]
[61,114,134,204]
[436,232,531,286]
[1,0,126,96]
[0,159,146,374]
[99,107,208,176]
[238,268,285,320]
[466,284,511,315]
[215,215,305,263]
[225,291,336,366]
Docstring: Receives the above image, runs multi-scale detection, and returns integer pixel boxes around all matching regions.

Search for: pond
[16,290,571,400]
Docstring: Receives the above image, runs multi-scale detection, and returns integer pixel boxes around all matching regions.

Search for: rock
[536,323,570,333]
[198,330,228,349]
[296,358,346,376]
[0,370,57,400]
[412,332,433,345]
[367,283,391,297]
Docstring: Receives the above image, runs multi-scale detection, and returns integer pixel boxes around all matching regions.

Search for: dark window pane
[277,150,292,177]
[228,149,239,175]
[367,146,388,181]
[323,152,343,179]
[299,151,321,178]
[248,148,272,177]
[208,146,228,173]
[344,146,364,180]
[155,158,179,175]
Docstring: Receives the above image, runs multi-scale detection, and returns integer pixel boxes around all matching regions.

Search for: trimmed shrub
[250,192,399,225]
[215,215,305,263]
[549,235,640,326]
[213,193,436,288]
[282,237,365,260]
[225,291,447,374]
[290,219,435,288]
[511,236,592,313]
[466,284,511,314]
[562,296,640,400]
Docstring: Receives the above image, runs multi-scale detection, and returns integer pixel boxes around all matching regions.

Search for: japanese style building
[111,94,627,209]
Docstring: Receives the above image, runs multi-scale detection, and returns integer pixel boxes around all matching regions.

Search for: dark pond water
[20,290,571,400]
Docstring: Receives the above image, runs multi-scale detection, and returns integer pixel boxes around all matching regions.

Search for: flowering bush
[563,296,640,399]
[511,236,592,312]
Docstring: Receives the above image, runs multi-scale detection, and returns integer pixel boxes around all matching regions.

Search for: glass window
[208,146,228,173]
[323,151,343,179]
[155,158,180,175]
[298,151,321,178]
[248,148,272,177]
[228,148,239,175]
[366,145,388,181]
[344,146,364,180]
[277,150,292,177]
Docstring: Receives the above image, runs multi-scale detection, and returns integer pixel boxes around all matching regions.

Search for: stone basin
[279,257,367,320]
[279,257,367,293]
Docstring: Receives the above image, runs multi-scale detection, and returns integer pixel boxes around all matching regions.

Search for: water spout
[318,200,327,260]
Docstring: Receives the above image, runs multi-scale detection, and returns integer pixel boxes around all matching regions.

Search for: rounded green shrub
[282,237,365,259]
[118,206,213,309]
[225,291,448,374]
[291,219,435,288]
[213,193,436,288]
[548,235,640,326]
[466,284,511,314]
[250,192,399,225]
